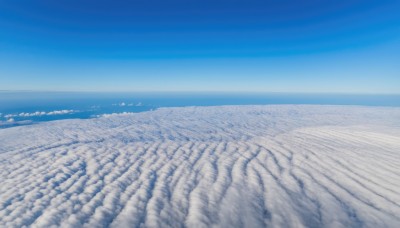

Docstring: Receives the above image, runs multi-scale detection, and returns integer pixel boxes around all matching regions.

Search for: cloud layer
[0,105,400,227]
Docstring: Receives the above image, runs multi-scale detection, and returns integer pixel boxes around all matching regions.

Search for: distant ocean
[1,91,399,128]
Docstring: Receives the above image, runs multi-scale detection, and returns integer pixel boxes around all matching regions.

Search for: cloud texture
[0,105,400,227]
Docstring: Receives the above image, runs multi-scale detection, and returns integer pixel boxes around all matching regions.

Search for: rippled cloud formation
[1,105,400,227]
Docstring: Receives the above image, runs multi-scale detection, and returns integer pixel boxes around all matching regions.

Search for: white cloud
[0,105,400,227]
[4,109,77,118]
[97,112,137,117]
[113,102,143,107]
[46,110,76,116]
[0,119,32,127]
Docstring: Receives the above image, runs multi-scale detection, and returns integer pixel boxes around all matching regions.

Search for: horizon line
[0,90,399,96]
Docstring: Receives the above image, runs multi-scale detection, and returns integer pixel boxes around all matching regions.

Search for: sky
[0,0,399,93]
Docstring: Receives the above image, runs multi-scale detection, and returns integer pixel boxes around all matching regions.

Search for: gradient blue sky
[0,0,399,93]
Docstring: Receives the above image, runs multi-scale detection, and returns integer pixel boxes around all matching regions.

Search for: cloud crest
[0,105,400,227]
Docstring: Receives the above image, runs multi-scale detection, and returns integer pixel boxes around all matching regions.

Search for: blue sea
[1,91,399,128]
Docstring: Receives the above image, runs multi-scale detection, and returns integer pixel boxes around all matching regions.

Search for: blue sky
[0,0,399,93]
